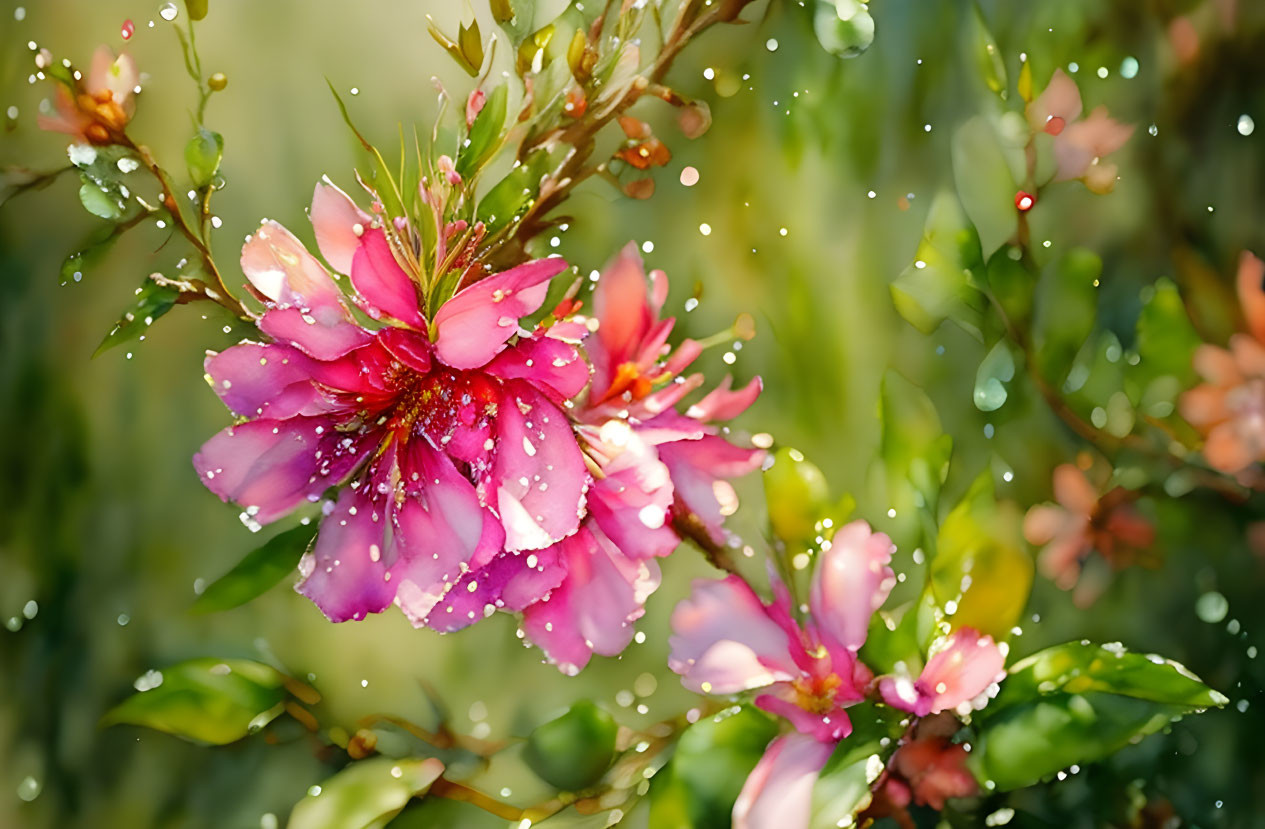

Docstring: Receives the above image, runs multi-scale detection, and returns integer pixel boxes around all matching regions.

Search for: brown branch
[672,510,743,576]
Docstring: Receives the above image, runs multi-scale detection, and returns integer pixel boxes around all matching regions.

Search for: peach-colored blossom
[38,46,138,145]
[1026,69,1134,193]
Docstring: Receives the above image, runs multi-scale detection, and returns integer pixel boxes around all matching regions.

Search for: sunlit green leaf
[764,447,831,548]
[456,84,508,179]
[890,191,987,339]
[185,0,208,21]
[878,370,953,522]
[951,116,1018,258]
[78,179,124,220]
[810,705,903,829]
[102,658,286,744]
[191,524,315,614]
[650,706,777,828]
[967,3,1007,98]
[524,700,618,791]
[94,278,181,357]
[289,756,444,829]
[1134,278,1200,387]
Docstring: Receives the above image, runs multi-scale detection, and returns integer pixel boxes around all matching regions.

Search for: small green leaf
[858,601,924,677]
[102,658,286,744]
[1134,278,1200,387]
[289,756,444,829]
[428,16,480,76]
[78,179,123,220]
[477,149,550,233]
[185,0,208,20]
[764,447,831,548]
[192,524,315,614]
[185,127,224,188]
[879,370,953,521]
[94,278,180,357]
[524,700,618,791]
[810,705,903,829]
[60,224,126,285]
[456,84,508,179]
[812,0,875,59]
[967,2,1007,98]
[974,340,1016,412]
[459,19,484,72]
[1032,248,1101,385]
[650,706,777,828]
[889,191,987,339]
[490,0,515,24]
[951,116,1018,259]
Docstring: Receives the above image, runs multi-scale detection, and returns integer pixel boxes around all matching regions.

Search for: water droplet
[680,166,699,186]
[765,38,779,52]
[1237,114,1255,136]
[22,600,38,620]
[698,223,711,236]
[14,7,26,21]
[1196,591,1229,624]
[159,3,178,21]
[1120,56,1139,79]
[17,776,40,802]
[641,240,654,253]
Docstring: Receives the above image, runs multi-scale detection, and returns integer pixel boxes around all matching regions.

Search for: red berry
[1015,190,1036,212]
[121,19,135,39]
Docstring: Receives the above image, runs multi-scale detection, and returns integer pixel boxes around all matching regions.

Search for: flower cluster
[194,180,762,673]
[668,520,1005,827]
[38,46,138,146]
[1026,68,1134,194]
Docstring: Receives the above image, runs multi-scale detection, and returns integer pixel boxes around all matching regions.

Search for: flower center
[792,672,844,715]
[392,368,500,449]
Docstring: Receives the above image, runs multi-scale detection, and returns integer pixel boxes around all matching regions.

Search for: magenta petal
[810,520,896,655]
[485,334,590,401]
[205,342,324,419]
[432,257,569,370]
[521,527,660,675]
[193,417,374,524]
[391,438,506,626]
[311,178,370,275]
[376,327,433,374]
[592,243,654,376]
[668,576,800,693]
[258,307,372,361]
[688,376,764,422]
[914,628,1007,715]
[424,547,566,633]
[295,485,395,622]
[350,228,425,328]
[733,733,835,829]
[242,220,345,310]
[492,382,588,552]
[659,435,764,541]
[585,429,679,560]
[754,691,852,743]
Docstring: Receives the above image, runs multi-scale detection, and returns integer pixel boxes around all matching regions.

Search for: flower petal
[205,342,328,419]
[911,628,1006,716]
[311,178,371,275]
[432,257,569,370]
[732,733,834,829]
[295,482,395,622]
[1236,251,1265,344]
[1052,463,1098,515]
[1027,68,1082,133]
[424,547,566,632]
[809,520,896,654]
[485,333,590,401]
[668,576,800,694]
[590,243,656,392]
[659,435,764,541]
[242,220,346,311]
[687,376,763,422]
[350,228,425,328]
[257,307,372,361]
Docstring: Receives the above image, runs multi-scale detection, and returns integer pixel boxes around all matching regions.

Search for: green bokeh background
[2,0,1264,826]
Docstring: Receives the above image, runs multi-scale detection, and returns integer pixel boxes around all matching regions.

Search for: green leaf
[102,658,286,744]
[327,80,406,222]
[427,16,481,76]
[289,756,444,829]
[1134,278,1200,387]
[477,149,550,233]
[185,127,224,188]
[951,116,1018,259]
[974,340,1016,412]
[812,0,875,59]
[1032,248,1101,385]
[858,601,924,677]
[490,0,515,24]
[928,470,1032,641]
[78,179,124,220]
[810,705,903,829]
[650,706,778,829]
[764,447,831,548]
[524,700,618,791]
[984,247,1033,329]
[94,278,181,357]
[185,0,208,20]
[878,370,953,521]
[967,3,1007,98]
[456,84,508,179]
[890,191,987,339]
[60,223,126,285]
[191,524,315,614]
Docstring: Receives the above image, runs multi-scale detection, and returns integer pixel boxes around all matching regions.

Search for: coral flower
[1026,68,1134,194]
[1022,462,1156,602]
[1180,252,1265,477]
[668,521,1004,829]
[862,713,977,825]
[38,46,138,145]
[195,179,590,627]
[517,244,764,673]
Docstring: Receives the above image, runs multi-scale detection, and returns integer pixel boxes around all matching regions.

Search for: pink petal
[205,342,330,419]
[586,446,680,560]
[1179,384,1229,427]
[1237,252,1265,344]
[1022,504,1071,546]
[491,382,588,551]
[242,220,346,311]
[1231,333,1265,377]
[88,46,138,116]
[193,417,375,524]
[687,376,764,422]
[424,547,566,633]
[311,178,371,275]
[257,307,372,361]
[391,438,506,626]
[521,527,661,675]
[755,689,852,743]
[732,733,834,829]
[1027,68,1083,133]
[659,435,764,542]
[1052,463,1098,515]
[810,520,896,655]
[668,576,800,694]
[432,257,569,370]
[376,327,433,374]
[1068,107,1134,158]
[350,228,425,327]
[485,333,590,401]
[909,628,1006,716]
[591,243,655,380]
[1203,422,1257,474]
[294,482,396,622]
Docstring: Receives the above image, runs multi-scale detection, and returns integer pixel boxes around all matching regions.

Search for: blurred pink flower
[195,179,589,628]
[38,46,138,145]
[520,244,764,673]
[1180,252,1265,477]
[668,521,1003,829]
[1026,68,1134,193]
[1023,463,1156,602]
[864,713,977,823]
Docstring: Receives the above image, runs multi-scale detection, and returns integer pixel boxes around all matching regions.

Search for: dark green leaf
[94,278,180,357]
[289,757,444,829]
[967,2,1007,98]
[1134,278,1200,387]
[810,705,903,829]
[191,524,315,614]
[456,84,508,179]
[477,150,549,233]
[890,191,987,339]
[102,658,286,744]
[60,224,126,285]
[649,705,777,829]
[185,127,224,188]
[524,700,618,791]
[1032,248,1100,385]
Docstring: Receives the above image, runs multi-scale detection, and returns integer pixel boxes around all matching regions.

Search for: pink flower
[38,46,138,145]
[1023,462,1157,601]
[862,713,977,822]
[669,521,1004,828]
[518,244,764,673]
[1026,68,1134,194]
[1180,252,1265,477]
[195,179,590,628]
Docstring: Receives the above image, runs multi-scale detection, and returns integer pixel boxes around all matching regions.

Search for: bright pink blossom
[1027,68,1134,193]
[669,520,1004,828]
[196,179,589,629]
